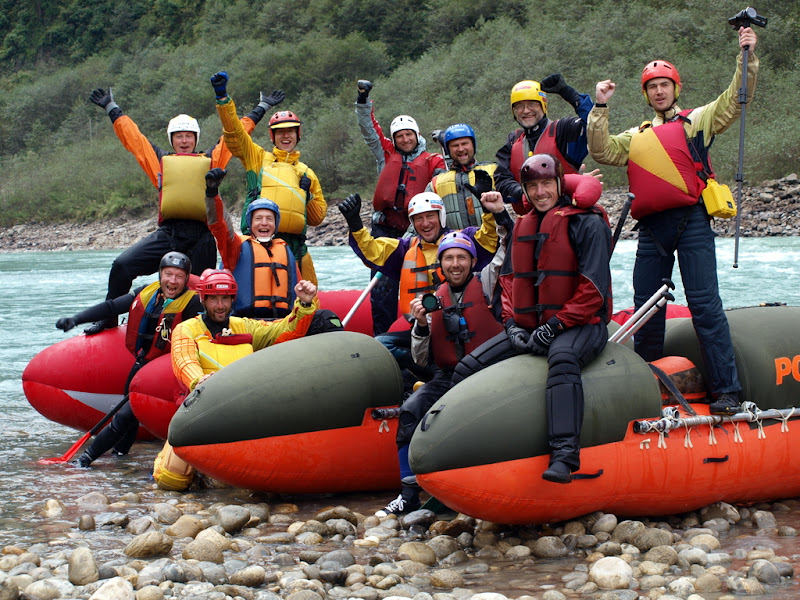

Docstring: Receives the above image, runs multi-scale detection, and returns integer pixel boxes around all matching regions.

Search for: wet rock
[196,527,232,550]
[230,565,266,587]
[77,492,110,508]
[678,547,708,565]
[429,569,463,588]
[213,505,251,533]
[748,559,781,584]
[152,503,181,525]
[67,547,98,585]
[165,515,204,538]
[126,516,159,535]
[589,556,633,589]
[752,510,777,530]
[668,576,695,596]
[694,572,723,592]
[0,576,18,600]
[633,528,673,551]
[542,591,566,600]
[315,506,357,525]
[726,576,766,594]
[124,532,173,558]
[326,518,357,537]
[504,546,531,560]
[427,536,459,560]
[135,585,164,600]
[88,576,134,600]
[777,526,797,536]
[25,579,63,600]
[77,515,95,531]
[699,502,741,523]
[398,542,436,565]
[182,538,223,563]
[643,544,678,566]
[531,536,568,558]
[596,541,622,556]
[41,499,65,518]
[316,549,355,569]
[688,533,720,550]
[611,520,645,544]
[591,514,618,535]
[400,510,437,529]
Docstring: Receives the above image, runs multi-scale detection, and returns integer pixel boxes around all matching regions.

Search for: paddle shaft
[608,279,674,344]
[342,272,383,327]
[612,193,634,251]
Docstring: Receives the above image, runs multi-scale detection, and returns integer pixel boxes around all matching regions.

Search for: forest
[1,0,797,225]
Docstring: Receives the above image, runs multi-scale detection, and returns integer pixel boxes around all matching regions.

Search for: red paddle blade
[37,431,92,465]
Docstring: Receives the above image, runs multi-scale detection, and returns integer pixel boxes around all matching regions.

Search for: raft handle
[703,455,729,464]
[420,404,446,432]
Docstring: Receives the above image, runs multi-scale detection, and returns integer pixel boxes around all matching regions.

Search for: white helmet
[167,114,200,150]
[407,192,446,228]
[390,115,420,140]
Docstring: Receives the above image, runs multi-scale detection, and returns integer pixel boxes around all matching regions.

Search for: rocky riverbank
[2,488,798,600]
[2,175,799,253]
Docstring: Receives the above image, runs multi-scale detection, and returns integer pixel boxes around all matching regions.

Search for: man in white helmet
[338,190,511,387]
[354,80,446,335]
[85,86,284,334]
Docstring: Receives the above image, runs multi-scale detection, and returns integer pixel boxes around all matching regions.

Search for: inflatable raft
[409,305,800,525]
[23,290,373,436]
[167,331,403,493]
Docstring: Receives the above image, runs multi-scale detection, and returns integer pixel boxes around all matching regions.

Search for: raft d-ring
[378,420,389,433]
[420,404,445,432]
[733,421,744,444]
[640,439,651,450]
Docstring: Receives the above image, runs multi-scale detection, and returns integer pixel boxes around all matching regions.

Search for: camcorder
[421,292,443,313]
[728,6,767,29]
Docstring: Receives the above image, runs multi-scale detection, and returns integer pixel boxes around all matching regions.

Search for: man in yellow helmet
[494,75,593,215]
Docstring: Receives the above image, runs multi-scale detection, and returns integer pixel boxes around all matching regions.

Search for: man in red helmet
[171,269,320,393]
[354,80,446,335]
[587,25,759,416]
[494,75,594,215]
[376,228,506,516]
[452,155,612,484]
[210,71,327,285]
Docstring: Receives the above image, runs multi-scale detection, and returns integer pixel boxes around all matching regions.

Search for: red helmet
[269,110,302,142]
[520,153,565,197]
[641,60,681,101]
[197,268,237,301]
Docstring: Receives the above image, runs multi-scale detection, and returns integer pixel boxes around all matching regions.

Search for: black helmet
[520,153,565,197]
[159,251,192,275]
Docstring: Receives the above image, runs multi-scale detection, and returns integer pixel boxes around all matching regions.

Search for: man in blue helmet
[376,228,506,516]
[426,123,498,230]
[55,251,203,468]
[204,168,342,333]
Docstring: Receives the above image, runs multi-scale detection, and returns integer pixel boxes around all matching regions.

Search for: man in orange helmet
[587,25,759,416]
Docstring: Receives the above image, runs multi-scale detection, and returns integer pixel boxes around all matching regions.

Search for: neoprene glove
[464,169,493,198]
[299,175,312,192]
[205,168,227,197]
[541,73,581,108]
[505,319,530,354]
[357,80,373,103]
[431,129,445,146]
[56,317,77,332]
[527,320,562,355]
[338,193,364,232]
[210,71,229,99]
[259,90,285,109]
[89,88,118,115]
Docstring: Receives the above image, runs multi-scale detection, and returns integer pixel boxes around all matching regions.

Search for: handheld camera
[420,293,443,313]
[728,6,767,29]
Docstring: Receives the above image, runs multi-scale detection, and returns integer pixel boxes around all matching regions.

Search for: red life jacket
[628,110,708,220]
[430,277,504,370]
[510,205,609,329]
[126,281,197,361]
[509,120,578,183]
[373,151,443,231]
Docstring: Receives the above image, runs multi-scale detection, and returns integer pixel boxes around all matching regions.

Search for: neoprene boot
[73,451,93,468]
[83,317,117,335]
[542,460,572,484]
[375,481,421,517]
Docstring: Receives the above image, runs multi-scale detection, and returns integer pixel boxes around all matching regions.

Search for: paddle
[342,272,383,327]
[612,193,634,251]
[38,394,130,465]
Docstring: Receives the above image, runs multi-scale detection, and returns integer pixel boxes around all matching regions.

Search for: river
[1,238,800,598]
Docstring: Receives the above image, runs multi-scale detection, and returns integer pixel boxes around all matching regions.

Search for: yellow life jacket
[153,441,195,491]
[431,163,498,229]
[260,149,309,235]
[159,154,212,221]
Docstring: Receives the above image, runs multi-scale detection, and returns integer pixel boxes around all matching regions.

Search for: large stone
[152,503,181,525]
[531,536,568,558]
[165,515,204,538]
[748,559,782,584]
[214,505,251,533]
[430,569,463,588]
[589,557,633,590]
[124,532,173,558]
[0,575,19,600]
[591,514,618,535]
[694,573,723,592]
[611,520,645,544]
[643,545,678,566]
[633,527,673,551]
[68,547,99,585]
[76,492,110,507]
[427,536,459,560]
[25,580,62,600]
[398,542,436,565]
[126,516,159,535]
[230,565,267,587]
[88,577,136,600]
[667,577,695,596]
[196,526,231,550]
[752,510,777,529]
[182,538,224,563]
[135,585,164,600]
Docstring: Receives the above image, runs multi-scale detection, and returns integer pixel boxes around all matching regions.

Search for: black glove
[210,71,229,99]
[338,193,364,232]
[299,174,312,192]
[56,317,77,332]
[527,320,561,355]
[464,169,493,198]
[505,319,530,354]
[205,168,227,197]
[431,129,445,147]
[89,88,118,114]
[357,80,373,103]
[259,90,285,109]
[540,73,567,95]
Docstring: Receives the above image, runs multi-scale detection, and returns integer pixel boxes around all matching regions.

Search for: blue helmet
[246,198,281,234]
[443,123,476,154]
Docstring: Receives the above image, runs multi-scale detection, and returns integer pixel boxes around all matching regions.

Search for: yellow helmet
[510,80,548,117]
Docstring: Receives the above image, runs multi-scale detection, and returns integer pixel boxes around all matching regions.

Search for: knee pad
[307,309,344,335]
[452,332,513,385]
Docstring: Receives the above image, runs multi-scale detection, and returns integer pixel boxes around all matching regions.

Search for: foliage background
[0,0,797,225]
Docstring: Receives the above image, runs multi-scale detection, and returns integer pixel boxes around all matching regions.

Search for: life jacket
[232,237,298,319]
[509,121,578,182]
[628,110,708,220]
[430,163,498,230]
[195,332,255,374]
[125,281,197,361]
[373,151,442,231]
[429,277,504,370]
[397,237,445,319]
[158,154,212,222]
[511,204,610,329]
[253,148,310,235]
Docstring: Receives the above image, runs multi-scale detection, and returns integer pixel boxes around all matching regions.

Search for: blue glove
[210,71,229,99]
[505,319,530,354]
[527,320,561,355]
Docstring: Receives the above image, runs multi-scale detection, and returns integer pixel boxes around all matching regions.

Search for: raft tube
[410,305,800,524]
[128,354,182,440]
[168,331,403,493]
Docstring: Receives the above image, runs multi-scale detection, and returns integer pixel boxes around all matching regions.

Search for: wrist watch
[299,300,313,308]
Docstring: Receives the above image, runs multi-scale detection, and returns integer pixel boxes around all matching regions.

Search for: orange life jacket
[397,237,444,319]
